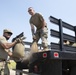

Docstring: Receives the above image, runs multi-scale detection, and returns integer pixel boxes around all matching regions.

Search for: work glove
[15,38,22,43]
[32,35,36,41]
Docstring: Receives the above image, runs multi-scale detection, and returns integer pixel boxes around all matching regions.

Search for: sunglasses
[28,9,32,12]
[7,32,12,35]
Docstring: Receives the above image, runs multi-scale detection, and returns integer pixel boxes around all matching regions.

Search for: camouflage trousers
[0,61,10,75]
[35,26,48,48]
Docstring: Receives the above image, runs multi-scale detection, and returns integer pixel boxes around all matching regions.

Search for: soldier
[28,7,48,51]
[0,29,18,75]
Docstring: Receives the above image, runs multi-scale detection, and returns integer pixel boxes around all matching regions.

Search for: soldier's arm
[5,49,12,56]
[0,40,17,49]
[30,23,35,36]
[42,20,47,29]
[38,13,46,29]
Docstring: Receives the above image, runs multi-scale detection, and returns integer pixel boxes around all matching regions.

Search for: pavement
[10,69,39,75]
[10,69,29,75]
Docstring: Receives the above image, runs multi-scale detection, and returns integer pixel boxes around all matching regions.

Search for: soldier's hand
[33,35,36,41]
[8,52,12,57]
[15,38,22,43]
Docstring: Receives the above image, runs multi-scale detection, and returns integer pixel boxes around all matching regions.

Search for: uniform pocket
[41,27,48,38]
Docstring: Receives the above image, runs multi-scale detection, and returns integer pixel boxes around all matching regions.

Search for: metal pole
[59,19,64,51]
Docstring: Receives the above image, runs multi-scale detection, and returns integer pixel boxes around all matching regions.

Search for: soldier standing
[28,7,48,51]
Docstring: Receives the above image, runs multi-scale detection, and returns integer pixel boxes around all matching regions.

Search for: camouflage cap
[3,29,13,35]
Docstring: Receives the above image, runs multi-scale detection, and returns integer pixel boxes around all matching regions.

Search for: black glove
[32,35,36,41]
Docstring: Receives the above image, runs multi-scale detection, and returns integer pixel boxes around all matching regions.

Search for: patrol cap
[3,29,13,35]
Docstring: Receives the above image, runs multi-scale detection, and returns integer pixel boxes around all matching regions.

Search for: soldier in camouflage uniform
[0,29,17,75]
[28,7,48,51]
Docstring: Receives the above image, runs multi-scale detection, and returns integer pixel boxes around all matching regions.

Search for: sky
[0,0,76,45]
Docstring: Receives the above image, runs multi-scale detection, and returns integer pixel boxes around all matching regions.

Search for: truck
[15,16,76,75]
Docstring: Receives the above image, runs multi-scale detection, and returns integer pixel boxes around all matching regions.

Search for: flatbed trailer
[29,50,76,75]
[15,16,76,75]
[28,16,76,75]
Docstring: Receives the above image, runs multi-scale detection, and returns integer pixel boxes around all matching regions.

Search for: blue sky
[0,0,76,45]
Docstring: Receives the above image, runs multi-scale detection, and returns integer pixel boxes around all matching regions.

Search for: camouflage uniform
[0,35,10,75]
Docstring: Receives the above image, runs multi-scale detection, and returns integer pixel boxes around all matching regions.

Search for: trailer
[28,16,76,75]
[15,16,76,75]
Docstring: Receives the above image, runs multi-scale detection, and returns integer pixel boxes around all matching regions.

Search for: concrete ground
[10,69,39,75]
[10,69,29,75]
